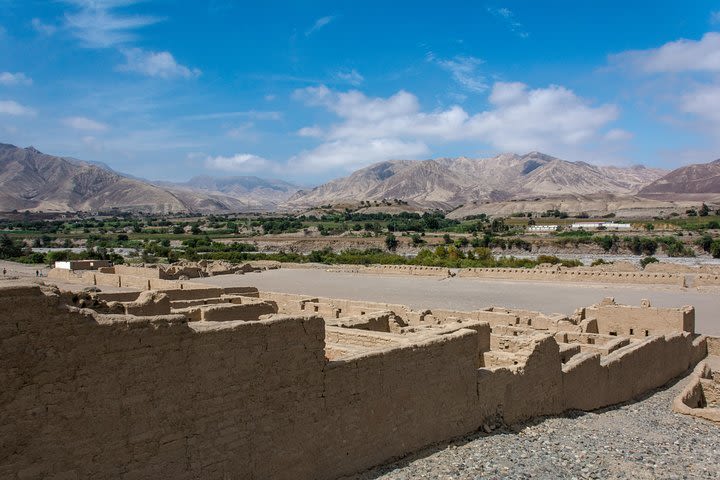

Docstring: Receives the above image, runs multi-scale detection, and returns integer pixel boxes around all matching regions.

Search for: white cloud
[306,15,335,36]
[611,32,720,73]
[466,82,619,151]
[681,84,720,123]
[118,48,201,79]
[181,110,281,121]
[290,138,429,171]
[0,100,36,116]
[335,69,364,86]
[297,126,324,137]
[430,54,487,92]
[487,7,529,38]
[62,116,109,131]
[0,72,32,86]
[264,94,277,101]
[62,0,161,48]
[711,11,720,25]
[291,82,618,170]
[204,153,274,173]
[604,129,633,141]
[226,122,259,141]
[31,18,57,36]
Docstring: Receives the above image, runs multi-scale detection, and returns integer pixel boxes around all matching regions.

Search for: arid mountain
[639,159,720,195]
[286,152,666,209]
[164,175,300,210]
[0,143,188,213]
[0,143,293,213]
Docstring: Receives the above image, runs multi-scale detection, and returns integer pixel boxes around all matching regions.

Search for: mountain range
[1,142,718,215]
[286,152,667,209]
[0,143,299,213]
[639,159,720,195]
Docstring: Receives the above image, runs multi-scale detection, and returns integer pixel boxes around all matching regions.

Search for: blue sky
[2,1,720,184]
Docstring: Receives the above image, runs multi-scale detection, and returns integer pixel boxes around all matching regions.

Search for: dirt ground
[195,268,720,336]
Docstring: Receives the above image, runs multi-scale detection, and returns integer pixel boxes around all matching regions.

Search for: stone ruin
[111,261,261,279]
[0,266,717,479]
[673,339,720,423]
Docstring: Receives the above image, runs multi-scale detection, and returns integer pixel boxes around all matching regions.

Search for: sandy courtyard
[194,268,720,336]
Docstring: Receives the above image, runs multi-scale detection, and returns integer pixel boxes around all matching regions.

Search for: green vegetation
[640,256,659,268]
[197,247,582,269]
[1,206,718,267]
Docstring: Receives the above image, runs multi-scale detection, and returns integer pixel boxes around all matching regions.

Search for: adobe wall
[458,267,686,286]
[47,268,227,293]
[0,283,711,479]
[707,336,720,357]
[584,302,694,336]
[326,264,452,277]
[672,361,720,423]
[0,285,328,480]
[694,273,720,287]
[111,264,166,279]
[562,333,706,411]
[316,328,482,475]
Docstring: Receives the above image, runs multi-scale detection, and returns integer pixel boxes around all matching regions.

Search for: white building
[54,260,112,270]
[570,222,631,231]
[527,225,559,232]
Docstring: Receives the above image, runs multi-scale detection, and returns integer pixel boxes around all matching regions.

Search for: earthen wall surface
[0,281,713,480]
[458,267,686,286]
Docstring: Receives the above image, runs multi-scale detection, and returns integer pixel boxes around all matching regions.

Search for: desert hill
[286,152,666,209]
[0,144,297,213]
[639,159,720,195]
[163,175,299,210]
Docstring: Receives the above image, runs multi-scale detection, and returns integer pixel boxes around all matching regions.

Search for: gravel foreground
[352,372,719,480]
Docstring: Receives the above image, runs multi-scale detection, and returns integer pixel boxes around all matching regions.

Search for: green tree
[384,233,398,251]
[0,235,23,259]
[640,256,659,268]
[699,203,710,217]
[711,240,720,259]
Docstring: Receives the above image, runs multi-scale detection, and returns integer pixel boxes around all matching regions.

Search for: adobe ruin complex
[1,263,719,479]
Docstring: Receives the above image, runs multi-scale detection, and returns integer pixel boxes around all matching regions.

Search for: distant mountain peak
[640,158,720,195]
[0,144,299,213]
[285,153,667,209]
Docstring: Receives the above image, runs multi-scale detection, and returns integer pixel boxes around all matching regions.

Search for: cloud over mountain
[290,83,619,171]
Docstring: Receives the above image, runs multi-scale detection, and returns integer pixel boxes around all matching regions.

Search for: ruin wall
[584,303,694,337]
[47,268,219,292]
[693,273,720,287]
[458,267,686,286]
[0,284,712,480]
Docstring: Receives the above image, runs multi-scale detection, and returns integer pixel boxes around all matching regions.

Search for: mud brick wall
[458,267,686,286]
[0,286,327,480]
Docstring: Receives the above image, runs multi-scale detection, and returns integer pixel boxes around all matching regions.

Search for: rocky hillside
[286,152,666,209]
[639,159,720,194]
[0,143,294,213]
[164,175,299,210]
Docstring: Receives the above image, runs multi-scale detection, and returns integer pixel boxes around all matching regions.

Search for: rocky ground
[353,374,719,480]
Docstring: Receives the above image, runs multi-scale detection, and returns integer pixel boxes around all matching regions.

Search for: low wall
[562,333,706,411]
[584,303,695,337]
[458,267,686,286]
[47,268,221,293]
[694,273,720,287]
[326,264,451,277]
